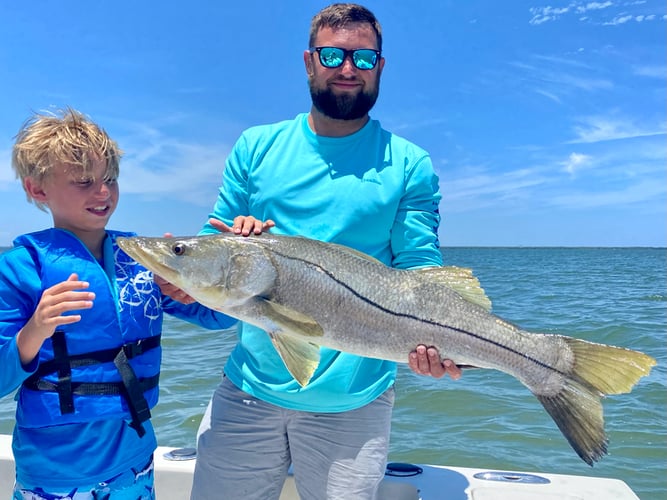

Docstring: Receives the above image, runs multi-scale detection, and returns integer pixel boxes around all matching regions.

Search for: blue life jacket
[16,229,162,436]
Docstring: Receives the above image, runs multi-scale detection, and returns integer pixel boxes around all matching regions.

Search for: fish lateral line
[273,250,567,376]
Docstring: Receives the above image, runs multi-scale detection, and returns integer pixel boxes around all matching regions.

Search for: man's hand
[408,345,461,380]
[210,216,275,236]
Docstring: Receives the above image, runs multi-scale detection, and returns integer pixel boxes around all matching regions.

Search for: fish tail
[535,337,656,466]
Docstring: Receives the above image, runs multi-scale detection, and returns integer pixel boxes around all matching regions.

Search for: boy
[0,108,237,499]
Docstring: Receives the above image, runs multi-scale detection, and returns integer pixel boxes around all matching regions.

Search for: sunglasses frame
[309,46,381,70]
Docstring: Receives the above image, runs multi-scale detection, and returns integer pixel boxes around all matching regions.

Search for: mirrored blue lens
[319,47,345,68]
[352,49,378,70]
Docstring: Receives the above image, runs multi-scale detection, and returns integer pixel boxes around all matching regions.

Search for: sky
[0,1,665,247]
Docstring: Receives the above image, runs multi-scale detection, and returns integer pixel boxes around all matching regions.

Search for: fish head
[117,234,245,309]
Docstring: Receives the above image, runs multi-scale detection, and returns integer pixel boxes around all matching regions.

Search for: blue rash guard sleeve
[391,154,443,270]
[162,297,237,331]
[0,246,43,397]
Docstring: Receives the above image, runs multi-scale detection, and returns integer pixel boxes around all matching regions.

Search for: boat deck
[1,434,639,499]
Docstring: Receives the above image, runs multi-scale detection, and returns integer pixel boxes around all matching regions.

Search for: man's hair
[12,107,122,210]
[309,3,383,52]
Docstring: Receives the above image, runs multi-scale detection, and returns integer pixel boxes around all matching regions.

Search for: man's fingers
[209,216,274,236]
[209,218,232,233]
[426,347,447,378]
[408,345,462,380]
[443,359,462,380]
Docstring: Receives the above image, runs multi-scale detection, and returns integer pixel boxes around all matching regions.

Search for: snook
[117,233,656,466]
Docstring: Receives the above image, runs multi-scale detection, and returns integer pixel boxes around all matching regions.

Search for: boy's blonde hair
[12,108,123,211]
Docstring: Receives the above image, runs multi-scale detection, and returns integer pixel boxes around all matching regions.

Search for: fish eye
[172,242,187,256]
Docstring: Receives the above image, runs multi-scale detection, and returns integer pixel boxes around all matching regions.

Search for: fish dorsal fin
[416,266,492,311]
[309,238,383,265]
[336,246,383,264]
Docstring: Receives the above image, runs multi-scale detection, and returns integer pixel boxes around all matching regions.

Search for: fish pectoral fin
[259,300,324,387]
[417,266,492,311]
[264,300,324,338]
[270,333,321,387]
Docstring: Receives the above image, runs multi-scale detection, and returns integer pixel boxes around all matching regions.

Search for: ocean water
[1,247,665,498]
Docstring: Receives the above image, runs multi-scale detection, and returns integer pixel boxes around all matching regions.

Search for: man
[185,4,460,499]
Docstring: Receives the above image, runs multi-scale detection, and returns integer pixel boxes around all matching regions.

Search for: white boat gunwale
[0,434,640,499]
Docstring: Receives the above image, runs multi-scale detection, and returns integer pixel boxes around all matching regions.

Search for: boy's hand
[17,274,94,364]
[155,274,196,304]
[28,273,94,336]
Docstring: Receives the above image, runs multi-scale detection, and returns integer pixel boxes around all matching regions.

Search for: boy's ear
[24,177,48,202]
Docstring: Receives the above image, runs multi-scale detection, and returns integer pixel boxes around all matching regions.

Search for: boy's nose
[96,182,111,197]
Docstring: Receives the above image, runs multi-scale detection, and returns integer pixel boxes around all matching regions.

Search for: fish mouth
[143,258,179,282]
[118,239,180,284]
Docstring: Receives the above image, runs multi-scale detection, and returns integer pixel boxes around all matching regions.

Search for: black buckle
[123,339,143,358]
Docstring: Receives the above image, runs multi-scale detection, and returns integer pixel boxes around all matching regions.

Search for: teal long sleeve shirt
[201,113,443,412]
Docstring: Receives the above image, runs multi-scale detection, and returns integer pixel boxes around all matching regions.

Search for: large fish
[117,233,656,466]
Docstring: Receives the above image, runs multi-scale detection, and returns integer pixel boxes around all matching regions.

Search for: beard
[309,79,380,120]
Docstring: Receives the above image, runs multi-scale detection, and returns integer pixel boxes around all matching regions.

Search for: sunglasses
[309,46,381,70]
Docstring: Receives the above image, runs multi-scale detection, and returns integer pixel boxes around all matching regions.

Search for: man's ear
[377,56,385,76]
[24,177,48,203]
[304,50,314,76]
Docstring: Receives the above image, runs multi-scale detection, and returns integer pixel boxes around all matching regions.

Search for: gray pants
[191,376,394,500]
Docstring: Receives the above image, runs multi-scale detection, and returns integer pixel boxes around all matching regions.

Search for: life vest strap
[114,348,152,437]
[22,374,160,396]
[32,335,161,377]
[22,333,162,437]
[51,330,74,415]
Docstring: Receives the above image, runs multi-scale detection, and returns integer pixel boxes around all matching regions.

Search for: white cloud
[441,166,548,212]
[576,2,614,13]
[549,179,666,209]
[568,115,667,143]
[529,1,665,25]
[97,116,235,206]
[389,117,450,133]
[119,140,230,205]
[563,152,593,174]
[604,13,634,24]
[507,56,613,102]
[633,64,667,78]
[533,88,562,103]
[439,129,666,216]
